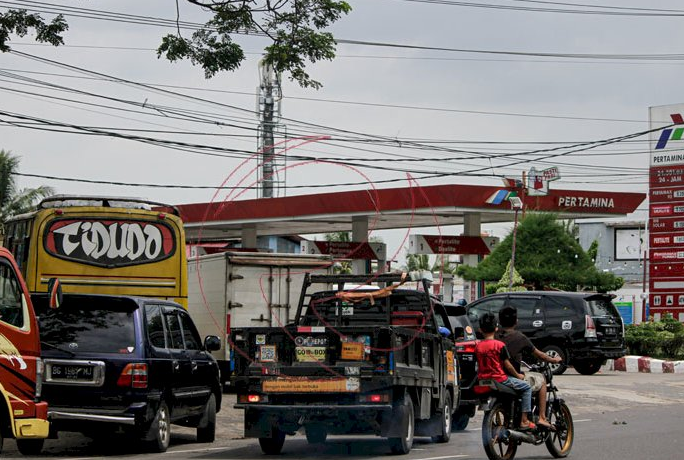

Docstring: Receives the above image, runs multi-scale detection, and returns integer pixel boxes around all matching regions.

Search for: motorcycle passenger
[497,306,563,430]
[475,312,535,431]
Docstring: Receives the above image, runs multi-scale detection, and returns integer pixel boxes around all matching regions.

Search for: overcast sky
[1,0,681,256]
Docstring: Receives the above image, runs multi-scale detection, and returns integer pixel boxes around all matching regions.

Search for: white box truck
[187,251,333,386]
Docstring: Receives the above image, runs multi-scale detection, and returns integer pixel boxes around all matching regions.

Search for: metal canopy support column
[463,213,482,302]
[242,224,258,249]
[352,216,369,275]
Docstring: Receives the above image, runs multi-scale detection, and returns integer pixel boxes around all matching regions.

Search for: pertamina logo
[655,113,684,150]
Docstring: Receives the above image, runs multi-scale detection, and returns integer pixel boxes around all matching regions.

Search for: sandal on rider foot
[536,420,556,431]
[518,422,536,431]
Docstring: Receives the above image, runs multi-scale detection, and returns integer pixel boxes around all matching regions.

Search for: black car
[444,301,479,430]
[466,291,627,375]
[34,294,222,452]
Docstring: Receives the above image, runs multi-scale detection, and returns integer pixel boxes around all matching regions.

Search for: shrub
[625,315,684,359]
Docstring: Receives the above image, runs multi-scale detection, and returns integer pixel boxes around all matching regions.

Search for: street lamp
[508,196,524,289]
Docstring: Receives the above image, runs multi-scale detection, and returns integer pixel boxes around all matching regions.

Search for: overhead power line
[392,0,684,16]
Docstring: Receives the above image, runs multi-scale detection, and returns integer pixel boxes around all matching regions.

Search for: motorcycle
[476,361,574,460]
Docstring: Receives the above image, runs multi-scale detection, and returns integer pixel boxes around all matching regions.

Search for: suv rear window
[585,297,620,317]
[37,296,137,353]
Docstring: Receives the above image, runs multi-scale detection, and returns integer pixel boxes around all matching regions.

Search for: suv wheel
[542,345,568,375]
[573,359,603,375]
[452,409,471,431]
[143,401,171,453]
[197,394,217,443]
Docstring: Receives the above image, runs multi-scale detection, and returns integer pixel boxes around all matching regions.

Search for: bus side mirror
[48,278,62,309]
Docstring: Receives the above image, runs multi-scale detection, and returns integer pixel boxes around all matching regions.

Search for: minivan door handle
[191,361,198,373]
[533,320,544,327]
[172,360,180,372]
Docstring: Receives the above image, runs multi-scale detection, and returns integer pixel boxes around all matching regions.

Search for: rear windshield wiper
[41,341,76,357]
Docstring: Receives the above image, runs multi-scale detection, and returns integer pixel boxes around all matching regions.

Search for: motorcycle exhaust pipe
[504,429,536,444]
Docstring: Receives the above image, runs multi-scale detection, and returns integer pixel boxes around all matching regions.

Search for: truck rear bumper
[240,404,395,438]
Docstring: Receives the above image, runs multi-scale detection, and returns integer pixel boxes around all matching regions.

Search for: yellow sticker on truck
[295,346,326,362]
[446,350,456,384]
[262,377,360,393]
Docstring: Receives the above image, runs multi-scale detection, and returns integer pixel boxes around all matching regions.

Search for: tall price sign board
[649,104,684,321]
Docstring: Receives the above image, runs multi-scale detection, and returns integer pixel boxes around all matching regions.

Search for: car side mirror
[204,335,221,352]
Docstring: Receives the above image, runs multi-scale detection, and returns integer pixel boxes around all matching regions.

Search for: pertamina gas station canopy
[176,183,645,242]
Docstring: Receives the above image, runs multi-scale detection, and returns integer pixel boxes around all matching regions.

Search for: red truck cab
[0,246,49,455]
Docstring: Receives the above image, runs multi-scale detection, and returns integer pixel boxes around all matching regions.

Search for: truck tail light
[117,363,148,388]
[359,394,389,403]
[585,315,597,338]
[238,394,268,403]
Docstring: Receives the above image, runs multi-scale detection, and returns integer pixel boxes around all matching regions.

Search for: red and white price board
[649,105,684,318]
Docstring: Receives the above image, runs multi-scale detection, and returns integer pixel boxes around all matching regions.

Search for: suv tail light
[35,358,44,398]
[117,363,148,388]
[584,315,597,338]
[456,341,477,353]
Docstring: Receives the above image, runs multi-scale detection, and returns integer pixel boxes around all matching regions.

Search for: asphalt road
[4,368,684,459]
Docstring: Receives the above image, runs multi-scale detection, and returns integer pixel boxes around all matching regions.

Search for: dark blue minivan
[34,294,221,452]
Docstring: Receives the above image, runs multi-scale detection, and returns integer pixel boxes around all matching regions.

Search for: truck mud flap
[244,408,298,438]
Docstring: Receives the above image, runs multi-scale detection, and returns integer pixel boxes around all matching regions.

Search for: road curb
[606,356,684,373]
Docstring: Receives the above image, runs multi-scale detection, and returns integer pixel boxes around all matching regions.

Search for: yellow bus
[3,196,187,307]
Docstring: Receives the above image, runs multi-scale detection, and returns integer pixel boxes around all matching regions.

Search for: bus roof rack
[38,195,180,215]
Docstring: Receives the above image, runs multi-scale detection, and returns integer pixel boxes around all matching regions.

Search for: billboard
[649,104,684,317]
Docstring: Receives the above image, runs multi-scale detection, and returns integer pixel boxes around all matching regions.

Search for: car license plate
[604,327,617,335]
[51,364,94,381]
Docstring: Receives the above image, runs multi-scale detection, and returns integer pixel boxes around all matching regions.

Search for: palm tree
[0,150,54,233]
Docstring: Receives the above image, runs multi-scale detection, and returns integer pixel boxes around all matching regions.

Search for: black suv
[466,291,626,375]
[444,301,478,430]
[34,294,222,452]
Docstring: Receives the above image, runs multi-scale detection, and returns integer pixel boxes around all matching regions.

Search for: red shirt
[475,338,511,383]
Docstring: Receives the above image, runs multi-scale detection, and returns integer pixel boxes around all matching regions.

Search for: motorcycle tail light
[584,315,597,338]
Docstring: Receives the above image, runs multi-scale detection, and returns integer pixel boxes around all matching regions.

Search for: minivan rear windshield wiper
[41,341,76,357]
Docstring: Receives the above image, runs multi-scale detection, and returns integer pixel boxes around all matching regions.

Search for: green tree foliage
[0,150,54,232]
[0,9,67,52]
[1,1,352,89]
[457,212,623,292]
[492,261,527,294]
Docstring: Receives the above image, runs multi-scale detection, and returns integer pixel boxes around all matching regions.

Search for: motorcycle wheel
[545,401,574,458]
[482,403,517,460]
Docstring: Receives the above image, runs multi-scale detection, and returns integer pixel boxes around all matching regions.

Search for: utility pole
[508,196,524,289]
[257,61,286,198]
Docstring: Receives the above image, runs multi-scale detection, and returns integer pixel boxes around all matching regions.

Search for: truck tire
[431,392,452,443]
[143,401,171,453]
[542,345,568,375]
[16,439,44,455]
[305,425,327,444]
[197,394,217,443]
[388,394,414,455]
[259,425,286,455]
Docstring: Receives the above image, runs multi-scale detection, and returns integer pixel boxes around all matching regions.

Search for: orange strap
[335,273,408,305]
